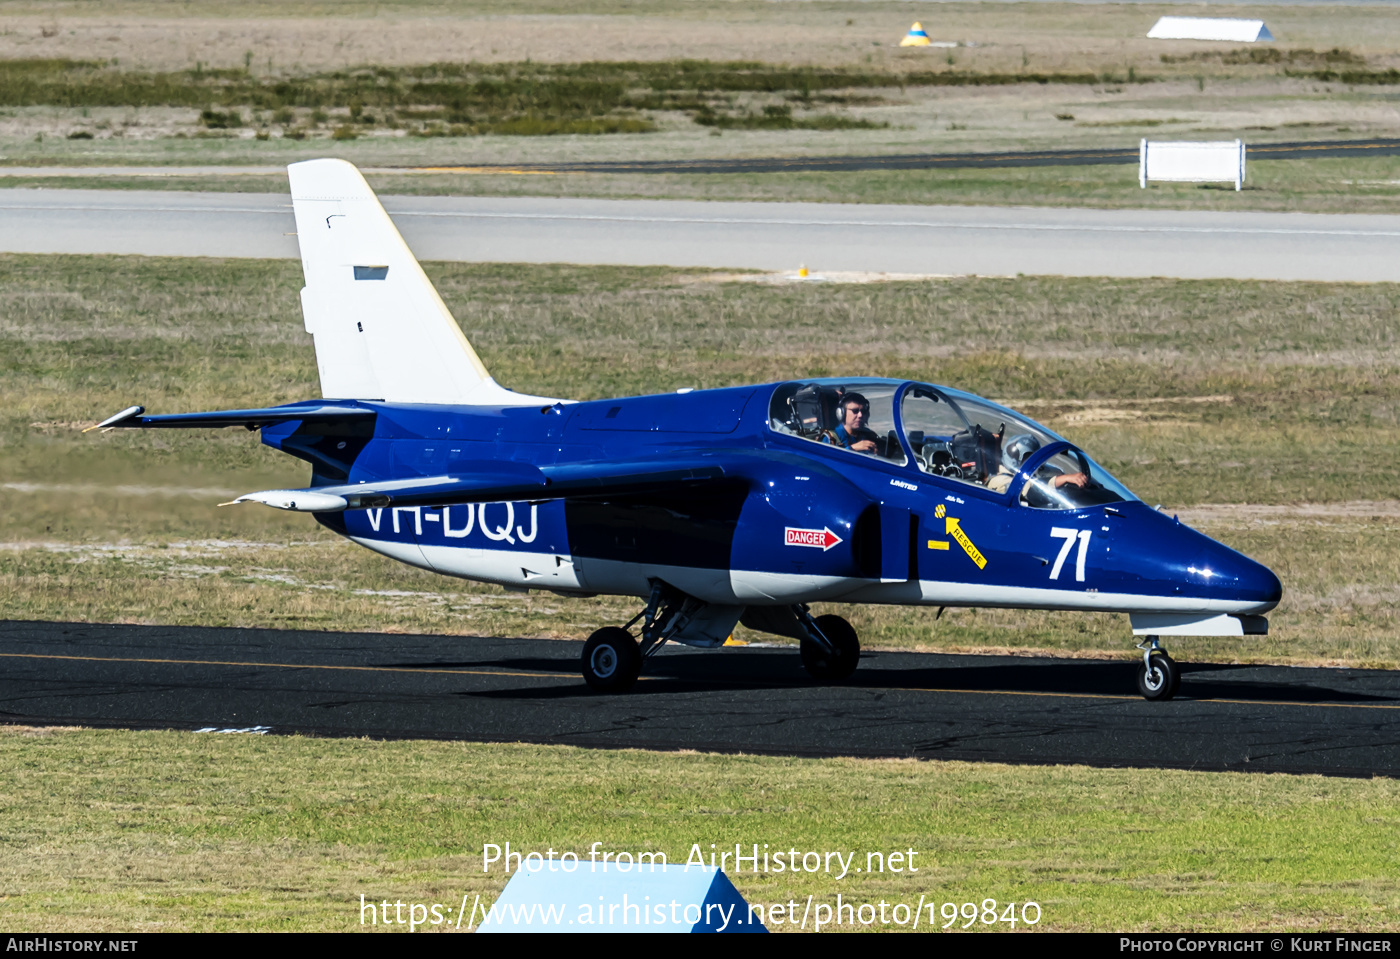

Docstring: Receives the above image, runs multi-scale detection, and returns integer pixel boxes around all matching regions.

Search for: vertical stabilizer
[288,159,556,406]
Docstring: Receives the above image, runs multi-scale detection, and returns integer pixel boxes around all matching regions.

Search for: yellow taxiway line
[0,651,580,682]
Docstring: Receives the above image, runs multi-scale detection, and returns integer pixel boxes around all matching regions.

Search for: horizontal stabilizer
[223,489,353,512]
[90,402,375,431]
[226,458,727,512]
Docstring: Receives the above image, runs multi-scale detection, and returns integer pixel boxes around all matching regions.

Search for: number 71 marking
[1049,528,1092,582]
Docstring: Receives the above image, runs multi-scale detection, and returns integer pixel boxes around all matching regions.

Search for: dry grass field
[0,2,1397,211]
[2,0,1398,74]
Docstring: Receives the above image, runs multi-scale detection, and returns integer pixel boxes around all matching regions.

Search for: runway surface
[4,188,1400,281]
[4,621,1398,778]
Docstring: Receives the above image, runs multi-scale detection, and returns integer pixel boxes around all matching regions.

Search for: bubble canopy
[767,379,1138,511]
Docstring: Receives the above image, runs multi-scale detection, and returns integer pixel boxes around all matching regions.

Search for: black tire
[800,614,860,682]
[1137,651,1179,701]
[581,627,641,693]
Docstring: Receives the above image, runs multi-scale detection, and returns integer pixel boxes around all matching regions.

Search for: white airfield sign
[1147,17,1273,43]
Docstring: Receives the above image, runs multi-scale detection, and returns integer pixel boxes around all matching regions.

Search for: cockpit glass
[901,386,1056,488]
[902,385,1138,509]
[769,380,908,466]
[1020,449,1138,510]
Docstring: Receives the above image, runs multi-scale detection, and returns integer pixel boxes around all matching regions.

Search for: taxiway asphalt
[3,137,1396,178]
[4,188,1400,281]
[390,137,1400,175]
[4,620,1398,777]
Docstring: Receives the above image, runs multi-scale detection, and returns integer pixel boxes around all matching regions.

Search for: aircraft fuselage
[261,380,1281,624]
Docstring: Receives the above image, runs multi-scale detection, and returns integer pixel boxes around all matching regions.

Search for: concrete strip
[2,189,1399,281]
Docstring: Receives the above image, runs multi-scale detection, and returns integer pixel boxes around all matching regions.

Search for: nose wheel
[1136,637,1181,701]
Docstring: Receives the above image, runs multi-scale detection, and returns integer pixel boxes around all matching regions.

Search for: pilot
[986,433,1088,495]
[829,392,879,453]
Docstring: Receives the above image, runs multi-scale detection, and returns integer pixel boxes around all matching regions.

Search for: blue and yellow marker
[900,22,932,47]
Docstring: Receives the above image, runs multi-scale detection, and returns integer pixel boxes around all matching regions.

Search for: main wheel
[800,614,860,682]
[1137,651,1179,702]
[581,627,641,693]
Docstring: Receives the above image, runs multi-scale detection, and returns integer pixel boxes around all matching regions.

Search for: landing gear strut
[1135,635,1181,701]
[581,588,865,691]
[580,581,692,693]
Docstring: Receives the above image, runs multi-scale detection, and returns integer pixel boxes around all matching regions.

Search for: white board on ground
[1140,139,1246,192]
[477,862,763,933]
[1147,17,1273,42]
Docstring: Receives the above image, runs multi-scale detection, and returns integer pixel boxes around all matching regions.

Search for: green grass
[1,727,1398,932]
[0,50,1392,120]
[3,255,1400,665]
[0,58,1136,140]
[0,58,1126,112]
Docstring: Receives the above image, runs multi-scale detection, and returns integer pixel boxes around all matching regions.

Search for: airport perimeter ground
[2,1,1400,212]
[4,0,1400,934]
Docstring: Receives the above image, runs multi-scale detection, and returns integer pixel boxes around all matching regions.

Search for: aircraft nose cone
[1129,507,1282,614]
[1196,539,1282,613]
[1235,554,1283,610]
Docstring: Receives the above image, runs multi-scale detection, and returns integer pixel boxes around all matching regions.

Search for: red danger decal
[784,526,844,551]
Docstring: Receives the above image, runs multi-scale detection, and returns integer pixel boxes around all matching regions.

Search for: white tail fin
[288,159,558,407]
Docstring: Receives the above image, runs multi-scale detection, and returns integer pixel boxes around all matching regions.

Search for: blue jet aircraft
[91,159,1281,700]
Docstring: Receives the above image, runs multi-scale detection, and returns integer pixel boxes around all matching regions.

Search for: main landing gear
[580,582,685,693]
[580,585,862,693]
[581,627,642,693]
[1135,636,1181,702]
[795,607,860,682]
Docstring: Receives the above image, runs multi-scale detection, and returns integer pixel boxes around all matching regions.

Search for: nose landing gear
[1136,636,1181,701]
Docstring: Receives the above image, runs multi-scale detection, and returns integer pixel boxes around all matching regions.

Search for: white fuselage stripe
[347,537,1275,614]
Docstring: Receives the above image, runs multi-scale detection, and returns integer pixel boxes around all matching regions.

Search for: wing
[89,404,727,510]
[88,402,375,431]
[225,458,728,512]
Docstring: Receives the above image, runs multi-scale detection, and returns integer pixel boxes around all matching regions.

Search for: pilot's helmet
[1002,434,1041,471]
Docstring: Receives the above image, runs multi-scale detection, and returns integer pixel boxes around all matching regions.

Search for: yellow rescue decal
[927,540,950,551]
[945,516,987,570]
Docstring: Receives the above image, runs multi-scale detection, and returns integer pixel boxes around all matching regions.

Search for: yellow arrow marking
[945,517,987,569]
[927,540,950,550]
